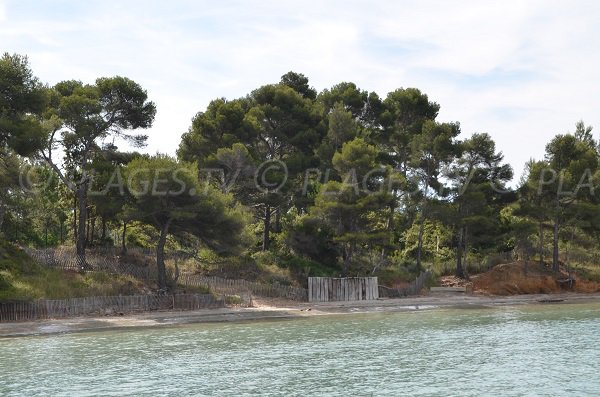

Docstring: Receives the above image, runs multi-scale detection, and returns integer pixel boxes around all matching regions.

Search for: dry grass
[440,275,473,289]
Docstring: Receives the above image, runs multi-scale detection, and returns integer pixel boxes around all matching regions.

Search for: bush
[224,295,243,305]
[575,265,600,283]
[375,266,413,287]
[0,241,148,300]
[431,261,456,277]
[282,256,338,278]
[251,250,280,268]
[284,215,339,266]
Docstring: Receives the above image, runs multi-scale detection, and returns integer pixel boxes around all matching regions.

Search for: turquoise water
[1,303,600,396]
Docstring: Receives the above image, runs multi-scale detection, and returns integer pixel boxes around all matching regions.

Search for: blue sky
[2,0,599,179]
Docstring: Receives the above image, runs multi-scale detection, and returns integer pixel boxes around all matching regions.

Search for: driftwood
[556,278,576,289]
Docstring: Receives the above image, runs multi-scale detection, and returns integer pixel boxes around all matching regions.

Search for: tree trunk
[77,184,87,251]
[73,195,77,244]
[101,217,107,240]
[156,219,172,291]
[416,218,425,270]
[538,221,544,266]
[86,213,90,245]
[120,221,128,255]
[0,203,5,232]
[565,226,575,264]
[416,177,430,271]
[89,215,96,246]
[262,204,271,251]
[456,226,466,278]
[387,191,396,232]
[383,190,397,255]
[463,230,469,278]
[342,243,353,277]
[552,216,560,272]
[274,207,281,233]
[76,187,87,268]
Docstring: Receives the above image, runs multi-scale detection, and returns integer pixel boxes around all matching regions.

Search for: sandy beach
[2,292,600,338]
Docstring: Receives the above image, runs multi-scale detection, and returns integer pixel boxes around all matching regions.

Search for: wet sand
[2,292,600,338]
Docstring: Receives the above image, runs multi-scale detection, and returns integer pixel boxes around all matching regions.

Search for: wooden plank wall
[308,277,379,302]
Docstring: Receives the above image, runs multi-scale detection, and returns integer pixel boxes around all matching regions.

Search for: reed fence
[0,293,225,322]
[179,274,308,301]
[23,247,152,280]
[22,247,308,302]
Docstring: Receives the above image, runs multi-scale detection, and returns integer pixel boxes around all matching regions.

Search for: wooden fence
[179,274,308,301]
[23,247,308,302]
[308,277,379,302]
[378,270,431,298]
[0,293,225,322]
[23,247,151,280]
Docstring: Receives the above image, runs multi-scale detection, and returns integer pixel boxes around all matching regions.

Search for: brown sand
[472,261,600,295]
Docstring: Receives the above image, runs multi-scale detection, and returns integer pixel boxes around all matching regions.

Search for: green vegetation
[124,155,248,290]
[0,241,144,300]
[1,55,600,297]
[224,295,243,305]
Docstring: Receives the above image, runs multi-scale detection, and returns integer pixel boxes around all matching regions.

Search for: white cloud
[1,0,600,179]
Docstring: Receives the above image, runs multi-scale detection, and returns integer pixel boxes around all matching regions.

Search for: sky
[1,0,599,180]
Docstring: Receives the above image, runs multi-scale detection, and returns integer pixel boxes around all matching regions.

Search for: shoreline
[2,292,600,338]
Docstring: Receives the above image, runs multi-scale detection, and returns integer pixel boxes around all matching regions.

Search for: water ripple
[1,303,600,396]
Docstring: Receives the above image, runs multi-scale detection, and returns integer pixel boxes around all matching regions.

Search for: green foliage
[316,102,359,169]
[317,82,383,127]
[442,132,515,277]
[3,55,600,294]
[332,137,378,180]
[224,294,243,305]
[0,158,71,246]
[575,265,600,283]
[0,241,43,275]
[38,74,157,258]
[308,138,393,275]
[375,266,414,287]
[0,53,47,155]
[399,220,454,264]
[284,214,338,266]
[179,80,324,251]
[172,75,600,284]
[518,128,600,271]
[280,71,317,100]
[247,251,296,285]
[124,222,160,248]
[178,98,249,165]
[0,241,143,300]
[280,255,339,278]
[125,155,249,289]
